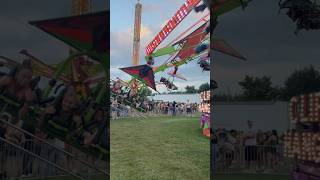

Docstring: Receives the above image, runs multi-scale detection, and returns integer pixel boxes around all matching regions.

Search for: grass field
[110,116,210,180]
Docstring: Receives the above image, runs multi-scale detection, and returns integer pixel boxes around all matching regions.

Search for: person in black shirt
[172,101,177,116]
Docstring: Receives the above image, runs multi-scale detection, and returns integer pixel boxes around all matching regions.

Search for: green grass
[110,116,210,180]
[213,174,290,180]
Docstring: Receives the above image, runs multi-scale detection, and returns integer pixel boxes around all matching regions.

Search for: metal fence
[111,104,147,119]
[0,118,108,180]
[1,139,64,179]
[213,144,293,175]
[0,138,108,180]
[110,103,200,120]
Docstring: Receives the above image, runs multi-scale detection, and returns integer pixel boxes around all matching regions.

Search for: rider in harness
[112,78,122,94]
[0,59,34,121]
[39,86,81,139]
[82,107,108,149]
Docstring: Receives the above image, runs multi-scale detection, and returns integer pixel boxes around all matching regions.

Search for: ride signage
[145,0,201,55]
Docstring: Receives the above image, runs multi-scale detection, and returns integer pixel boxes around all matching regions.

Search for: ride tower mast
[132,0,142,66]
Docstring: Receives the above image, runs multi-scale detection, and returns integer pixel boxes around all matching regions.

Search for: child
[39,86,80,132]
[82,108,107,167]
[67,113,85,172]
[83,108,106,147]
[39,87,81,172]
[112,78,122,94]
[0,59,34,121]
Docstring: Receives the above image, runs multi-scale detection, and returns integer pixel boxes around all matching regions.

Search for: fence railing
[0,138,108,180]
[0,116,108,179]
[213,144,293,175]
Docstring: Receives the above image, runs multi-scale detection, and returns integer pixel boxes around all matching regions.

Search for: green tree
[185,85,198,94]
[238,75,277,101]
[282,65,320,100]
[198,82,210,92]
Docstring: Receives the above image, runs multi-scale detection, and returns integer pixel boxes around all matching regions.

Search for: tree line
[215,65,320,101]
[161,83,210,94]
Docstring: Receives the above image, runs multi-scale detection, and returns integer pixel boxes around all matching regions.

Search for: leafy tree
[238,75,277,101]
[185,85,198,94]
[198,83,210,92]
[282,65,320,100]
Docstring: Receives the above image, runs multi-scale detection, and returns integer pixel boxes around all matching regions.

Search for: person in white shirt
[224,131,236,168]
[244,120,257,168]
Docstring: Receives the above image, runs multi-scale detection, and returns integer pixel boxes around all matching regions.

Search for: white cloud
[140,24,152,39]
[110,23,158,68]
[110,2,210,93]
[143,3,161,13]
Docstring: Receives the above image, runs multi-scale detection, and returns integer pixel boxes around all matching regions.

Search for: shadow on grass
[26,174,108,180]
[213,174,290,180]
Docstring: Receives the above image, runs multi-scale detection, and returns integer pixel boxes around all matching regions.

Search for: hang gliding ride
[279,0,320,34]
[0,11,109,160]
[119,0,249,92]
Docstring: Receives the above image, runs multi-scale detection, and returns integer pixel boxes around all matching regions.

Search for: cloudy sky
[110,0,210,93]
[212,0,320,94]
[0,0,108,87]
[1,0,319,94]
[0,0,108,61]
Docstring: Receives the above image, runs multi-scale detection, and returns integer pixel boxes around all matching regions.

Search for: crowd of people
[151,101,199,116]
[110,78,200,119]
[0,59,108,179]
[110,78,146,111]
[212,120,284,172]
[111,96,200,119]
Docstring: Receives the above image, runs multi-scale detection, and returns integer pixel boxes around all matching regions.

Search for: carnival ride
[199,90,210,138]
[116,0,249,113]
[285,93,320,179]
[0,10,109,180]
[31,10,108,155]
[279,0,320,34]
[114,0,320,179]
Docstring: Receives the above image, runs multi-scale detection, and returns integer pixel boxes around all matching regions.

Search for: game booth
[285,92,320,180]
[199,90,210,138]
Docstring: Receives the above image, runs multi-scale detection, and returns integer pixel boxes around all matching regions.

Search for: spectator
[172,101,177,116]
[243,120,257,169]
[186,100,192,116]
[266,130,279,170]
[224,130,236,168]
[212,126,285,173]
[111,98,118,120]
